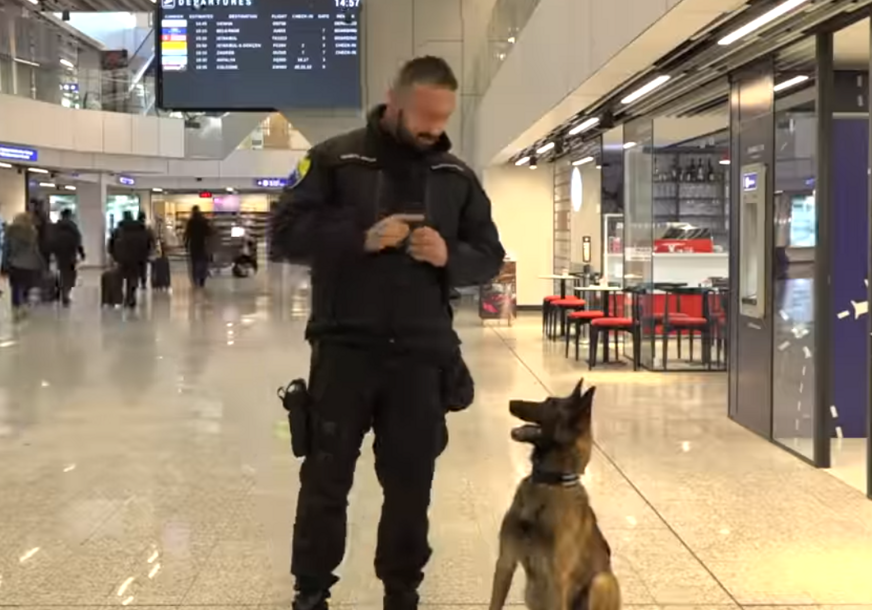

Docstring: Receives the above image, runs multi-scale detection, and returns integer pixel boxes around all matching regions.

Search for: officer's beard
[395,109,439,152]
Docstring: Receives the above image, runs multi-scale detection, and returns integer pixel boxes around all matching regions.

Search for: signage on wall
[742,172,758,192]
[582,236,592,263]
[254,178,288,188]
[0,144,38,162]
[570,167,583,212]
[117,175,136,186]
[199,191,213,199]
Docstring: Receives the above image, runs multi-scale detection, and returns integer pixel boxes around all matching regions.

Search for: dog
[488,379,620,610]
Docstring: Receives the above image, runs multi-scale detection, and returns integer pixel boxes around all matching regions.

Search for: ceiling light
[719,159,731,166]
[718,0,810,46]
[152,187,163,193]
[623,141,638,150]
[514,156,531,167]
[568,117,600,136]
[38,182,56,188]
[226,187,234,192]
[64,185,76,191]
[0,162,11,169]
[774,74,810,92]
[27,167,49,174]
[536,142,555,154]
[59,58,75,70]
[507,36,516,44]
[595,164,602,170]
[572,156,595,167]
[13,57,40,67]
[26,0,38,5]
[621,75,671,105]
[529,156,538,169]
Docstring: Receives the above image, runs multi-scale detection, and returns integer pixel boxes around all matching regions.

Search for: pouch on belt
[277,379,311,457]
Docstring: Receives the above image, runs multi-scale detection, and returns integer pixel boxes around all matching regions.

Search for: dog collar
[531,470,580,487]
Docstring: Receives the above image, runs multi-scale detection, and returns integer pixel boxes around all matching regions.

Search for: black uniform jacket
[271,105,505,357]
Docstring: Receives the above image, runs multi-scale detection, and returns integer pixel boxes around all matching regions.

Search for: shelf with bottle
[653,155,726,184]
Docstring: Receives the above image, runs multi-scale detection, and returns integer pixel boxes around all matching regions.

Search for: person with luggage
[271,56,504,610]
[1,213,44,320]
[51,208,86,307]
[184,206,213,289]
[137,212,156,289]
[108,211,151,309]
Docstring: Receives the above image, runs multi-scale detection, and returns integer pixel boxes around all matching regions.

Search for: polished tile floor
[0,267,871,609]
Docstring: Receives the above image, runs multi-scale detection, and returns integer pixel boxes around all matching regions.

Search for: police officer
[271,56,505,610]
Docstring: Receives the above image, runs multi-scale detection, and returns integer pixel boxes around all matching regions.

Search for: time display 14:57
[336,0,360,6]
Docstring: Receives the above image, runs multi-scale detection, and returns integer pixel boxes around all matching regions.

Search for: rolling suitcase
[41,271,60,303]
[151,256,171,290]
[101,268,124,307]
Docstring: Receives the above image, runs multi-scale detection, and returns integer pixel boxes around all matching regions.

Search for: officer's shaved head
[387,56,458,150]
[393,56,458,93]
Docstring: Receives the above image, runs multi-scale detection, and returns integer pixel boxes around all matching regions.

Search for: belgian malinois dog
[489,380,620,610]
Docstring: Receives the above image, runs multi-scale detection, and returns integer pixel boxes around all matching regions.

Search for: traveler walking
[137,212,156,288]
[1,213,44,320]
[271,56,505,610]
[184,206,212,289]
[51,208,86,307]
[108,211,151,308]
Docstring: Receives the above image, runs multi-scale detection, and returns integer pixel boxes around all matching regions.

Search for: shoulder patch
[288,156,312,189]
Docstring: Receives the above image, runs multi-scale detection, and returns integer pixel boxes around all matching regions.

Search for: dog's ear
[570,385,595,429]
[572,378,585,399]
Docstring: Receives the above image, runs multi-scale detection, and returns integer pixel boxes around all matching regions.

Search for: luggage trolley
[479,258,517,326]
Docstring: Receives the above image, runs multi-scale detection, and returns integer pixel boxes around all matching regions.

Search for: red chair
[588,292,640,370]
[549,297,586,338]
[565,310,604,360]
[542,295,563,335]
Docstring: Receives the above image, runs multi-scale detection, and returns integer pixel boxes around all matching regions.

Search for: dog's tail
[589,572,621,610]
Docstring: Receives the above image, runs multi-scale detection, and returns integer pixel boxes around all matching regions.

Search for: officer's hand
[409,226,448,268]
[364,214,424,253]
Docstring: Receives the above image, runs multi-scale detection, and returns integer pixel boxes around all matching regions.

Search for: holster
[277,378,312,458]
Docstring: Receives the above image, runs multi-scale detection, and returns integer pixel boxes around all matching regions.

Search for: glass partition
[470,0,542,97]
[623,118,655,369]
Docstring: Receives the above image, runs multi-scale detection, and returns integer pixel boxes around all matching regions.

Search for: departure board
[156,0,362,111]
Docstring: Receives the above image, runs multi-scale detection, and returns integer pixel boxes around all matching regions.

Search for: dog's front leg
[489,531,519,610]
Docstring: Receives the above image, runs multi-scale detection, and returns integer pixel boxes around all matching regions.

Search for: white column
[77,176,108,268]
[0,167,27,222]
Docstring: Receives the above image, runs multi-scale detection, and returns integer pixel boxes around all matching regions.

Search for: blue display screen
[157,0,362,111]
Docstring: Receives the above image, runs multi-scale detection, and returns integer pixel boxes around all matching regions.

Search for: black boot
[292,590,329,610]
[384,589,419,610]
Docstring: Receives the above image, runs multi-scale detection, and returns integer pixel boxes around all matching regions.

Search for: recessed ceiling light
[226,187,234,193]
[773,74,810,92]
[621,75,671,105]
[64,185,76,191]
[27,167,49,174]
[59,58,74,69]
[38,182,56,188]
[514,156,531,167]
[152,187,163,193]
[0,162,11,169]
[718,0,810,46]
[507,36,516,44]
[572,156,595,167]
[536,142,555,154]
[568,117,600,136]
[719,159,731,166]
[623,141,638,150]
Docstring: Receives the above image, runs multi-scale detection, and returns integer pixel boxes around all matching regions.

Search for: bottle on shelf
[696,158,706,182]
[684,159,696,182]
[670,162,679,181]
[706,158,716,182]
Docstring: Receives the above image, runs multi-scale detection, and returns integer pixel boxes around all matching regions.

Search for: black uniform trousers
[119,264,140,307]
[56,259,77,304]
[291,342,446,598]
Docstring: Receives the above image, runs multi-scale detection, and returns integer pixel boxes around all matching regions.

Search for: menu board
[157,0,362,111]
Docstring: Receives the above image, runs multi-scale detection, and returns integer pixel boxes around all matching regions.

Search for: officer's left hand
[409,227,448,268]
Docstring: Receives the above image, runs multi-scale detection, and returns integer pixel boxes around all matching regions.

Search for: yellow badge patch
[289,156,312,188]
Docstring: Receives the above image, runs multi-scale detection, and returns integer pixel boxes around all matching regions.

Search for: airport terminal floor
[0,267,871,608]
